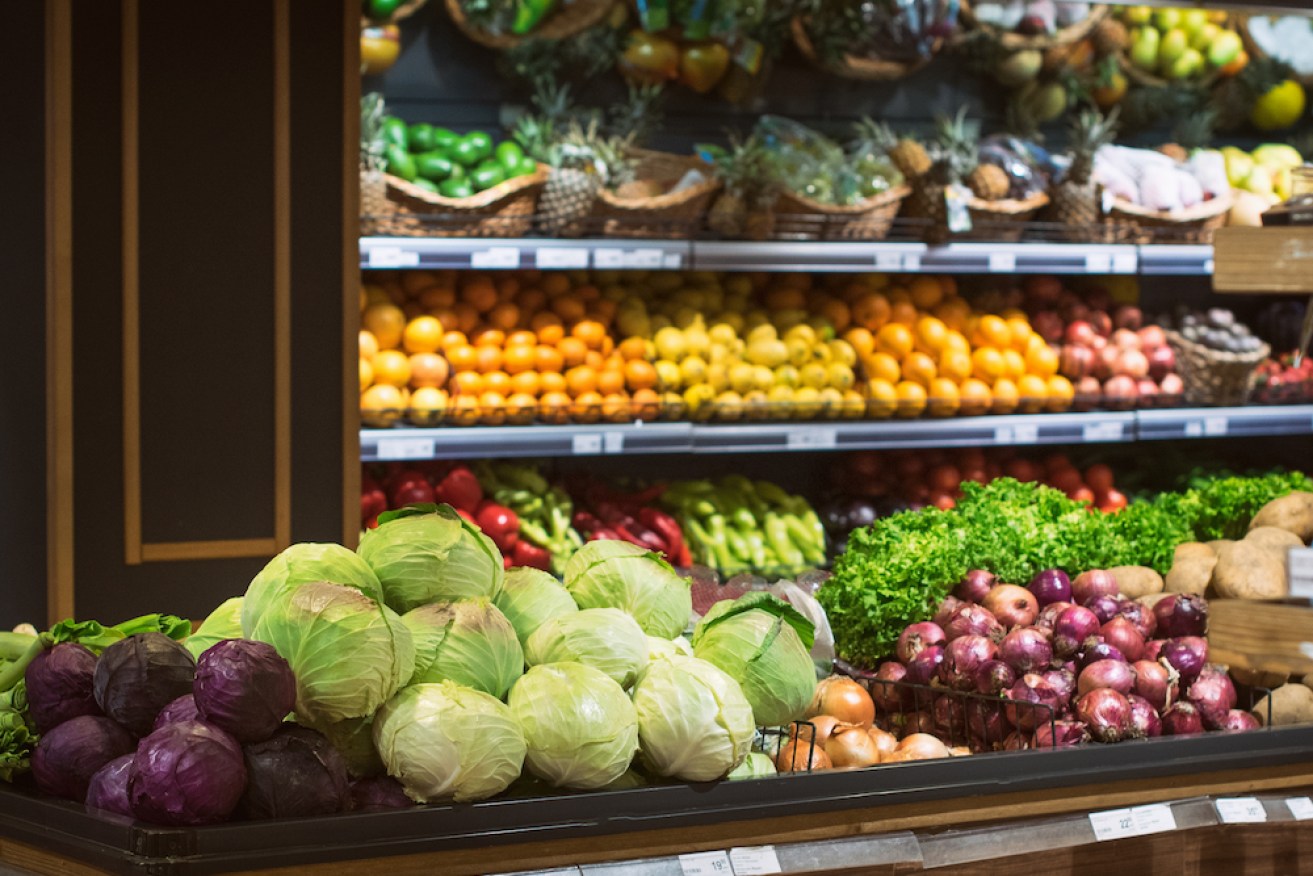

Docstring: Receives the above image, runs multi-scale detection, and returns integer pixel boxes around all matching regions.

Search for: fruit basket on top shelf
[790,0,959,81]
[444,0,615,49]
[1106,5,1242,89]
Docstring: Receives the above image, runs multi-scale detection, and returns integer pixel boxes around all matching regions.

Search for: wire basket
[1166,329,1270,406]
[959,1,1107,52]
[1109,194,1232,245]
[965,192,1052,242]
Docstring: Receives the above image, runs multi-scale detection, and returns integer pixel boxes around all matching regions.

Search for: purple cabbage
[194,639,296,744]
[25,643,101,734]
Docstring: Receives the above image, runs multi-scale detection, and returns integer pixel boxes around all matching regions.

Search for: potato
[1173,542,1216,563]
[1248,491,1313,543]
[1251,683,1313,727]
[1245,526,1305,552]
[1136,593,1172,610]
[1230,666,1290,689]
[1206,539,1235,554]
[1108,565,1164,599]
[1211,540,1286,600]
[1165,554,1217,596]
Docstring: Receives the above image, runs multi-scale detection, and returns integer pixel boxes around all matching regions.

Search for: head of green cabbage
[727,752,777,781]
[632,654,755,782]
[644,635,693,661]
[357,505,504,613]
[691,593,817,728]
[525,608,648,689]
[564,541,692,639]
[509,662,638,790]
[373,682,525,803]
[494,567,577,646]
[403,599,523,700]
[242,542,383,634]
[185,596,244,659]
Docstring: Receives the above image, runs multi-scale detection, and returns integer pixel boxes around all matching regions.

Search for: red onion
[1127,694,1162,738]
[1142,639,1166,662]
[955,569,996,603]
[982,584,1039,629]
[1130,660,1177,712]
[1079,639,1126,669]
[999,628,1053,674]
[1053,606,1101,658]
[945,604,1004,643]
[1035,601,1073,631]
[1153,594,1209,638]
[1028,569,1072,608]
[974,659,1016,696]
[1002,731,1033,750]
[1078,659,1135,696]
[1185,664,1236,730]
[1218,709,1260,732]
[900,711,937,737]
[967,701,1008,749]
[1006,674,1064,732]
[1100,617,1146,662]
[939,635,998,691]
[896,622,946,664]
[870,662,907,712]
[933,695,967,735]
[1161,700,1204,736]
[904,646,945,685]
[932,596,964,628]
[1083,594,1121,624]
[808,676,876,728]
[1034,719,1088,748]
[1072,570,1119,605]
[1160,637,1208,683]
[1077,688,1132,743]
[1115,600,1157,640]
[1042,668,1077,702]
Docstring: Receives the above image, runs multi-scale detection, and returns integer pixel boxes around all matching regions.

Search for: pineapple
[536,120,635,238]
[707,134,777,240]
[967,164,1011,201]
[1051,107,1120,240]
[1091,17,1129,55]
[855,118,931,180]
[908,109,979,241]
[359,93,390,234]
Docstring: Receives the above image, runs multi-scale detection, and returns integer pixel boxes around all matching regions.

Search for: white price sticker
[1204,416,1228,436]
[1082,420,1125,441]
[625,248,665,269]
[996,423,1039,444]
[1131,803,1177,835]
[536,247,590,269]
[988,252,1016,273]
[1290,548,1313,600]
[572,433,603,455]
[1113,252,1138,274]
[593,248,624,269]
[1085,253,1112,274]
[1184,420,1204,438]
[470,247,520,269]
[902,253,922,272]
[367,246,420,268]
[662,252,684,269]
[875,250,904,271]
[603,431,625,454]
[786,428,837,449]
[1216,797,1267,823]
[375,437,436,461]
[1286,796,1313,820]
[1089,807,1137,841]
[729,846,782,875]
[679,851,733,876]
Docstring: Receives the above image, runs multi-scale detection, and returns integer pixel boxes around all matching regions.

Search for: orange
[408,352,449,388]
[886,286,910,304]
[624,359,659,392]
[516,287,547,315]
[487,302,521,331]
[818,298,852,333]
[360,384,404,428]
[851,293,891,331]
[551,295,586,324]
[603,352,626,372]
[1046,375,1075,412]
[460,278,498,312]
[973,314,1012,349]
[506,330,537,348]
[631,388,661,421]
[496,276,520,302]
[865,351,901,384]
[402,316,444,354]
[448,371,485,396]
[584,350,605,370]
[359,330,380,361]
[503,345,536,375]
[971,347,1005,382]
[358,358,374,393]
[938,348,972,383]
[572,319,607,350]
[482,370,512,397]
[939,276,958,298]
[570,391,603,424]
[1016,374,1048,413]
[866,379,898,419]
[509,370,541,397]
[765,286,806,311]
[909,276,945,310]
[362,303,406,350]
[541,273,572,296]
[530,312,564,337]
[445,344,477,373]
[448,393,480,426]
[1002,349,1026,381]
[894,380,927,418]
[933,297,971,332]
[419,285,456,311]
[401,271,440,296]
[601,393,631,423]
[573,283,600,302]
[991,378,1020,415]
[371,350,411,387]
[534,345,565,373]
[558,337,588,368]
[539,371,567,396]
[618,337,649,361]
[889,300,918,327]
[442,330,469,350]
[901,351,937,388]
[915,316,949,353]
[588,298,618,325]
[471,328,505,348]
[1006,316,1033,351]
[1024,343,1059,378]
[596,368,625,396]
[452,302,480,334]
[478,392,508,426]
[843,327,875,359]
[408,387,449,424]
[875,323,914,359]
[474,346,503,374]
[942,331,970,354]
[926,378,961,418]
[958,378,992,416]
[504,392,537,425]
[565,365,598,397]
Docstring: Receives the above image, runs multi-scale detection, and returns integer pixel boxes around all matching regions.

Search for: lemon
[826,362,856,391]
[654,327,688,361]
[1251,80,1306,132]
[752,365,775,393]
[799,362,829,390]
[793,386,823,420]
[742,390,770,420]
[684,325,711,358]
[866,379,898,418]
[827,339,857,366]
[714,391,744,422]
[840,389,866,419]
[654,359,681,391]
[684,384,716,419]
[729,363,757,395]
[679,355,708,387]
[707,343,732,364]
[784,324,817,346]
[746,338,788,368]
[709,323,739,345]
[719,311,745,333]
[818,387,845,420]
[774,364,800,388]
[706,362,730,393]
[786,338,812,367]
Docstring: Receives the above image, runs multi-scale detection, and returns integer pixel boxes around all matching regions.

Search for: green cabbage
[185,597,244,659]
[357,506,504,613]
[249,581,415,724]
[373,682,525,803]
[403,599,523,700]
[632,654,755,781]
[241,543,383,634]
[508,663,638,790]
[494,567,577,646]
[644,635,694,661]
[524,608,648,689]
[692,593,816,727]
[727,751,777,780]
[564,541,692,639]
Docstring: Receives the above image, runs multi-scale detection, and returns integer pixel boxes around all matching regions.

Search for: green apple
[1168,47,1204,80]
[1157,28,1190,71]
[1242,164,1274,197]
[1153,8,1181,31]
[1221,147,1255,188]
[1181,9,1209,39]
[1206,30,1242,68]
[1130,27,1160,71]
[1190,22,1219,51]
[1124,5,1152,25]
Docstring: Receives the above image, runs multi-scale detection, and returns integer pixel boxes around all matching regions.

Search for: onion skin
[1142,639,1166,662]
[1218,709,1260,732]
[967,700,1009,750]
[1029,569,1072,608]
[1035,601,1073,631]
[825,724,881,768]
[904,646,945,685]
[1006,674,1064,732]
[999,628,1054,675]
[1076,688,1132,743]
[1115,600,1157,640]
[1083,594,1121,625]
[1185,664,1236,730]
[933,596,965,628]
[1079,639,1126,669]
[940,635,998,691]
[1003,731,1033,750]
[1034,719,1088,748]
[1127,694,1162,738]
[1042,668,1077,702]
[975,659,1017,696]
[1053,606,1101,658]
[899,710,937,737]
[982,585,1039,629]
[1072,570,1119,605]
[808,676,875,728]
[944,604,1004,643]
[871,662,908,712]
[1078,659,1135,697]
[1160,637,1208,683]
[955,570,996,603]
[790,714,841,749]
[1161,700,1204,736]
[867,726,899,758]
[895,733,949,761]
[896,622,947,664]
[775,738,832,772]
[1100,617,1146,662]
[1153,594,1209,638]
[1130,659,1177,712]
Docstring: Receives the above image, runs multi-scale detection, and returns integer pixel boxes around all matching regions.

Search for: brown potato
[1212,540,1286,600]
[1108,565,1164,599]
[1206,539,1235,554]
[1249,491,1313,543]
[1165,555,1216,596]
[1251,683,1313,727]
[1136,592,1172,610]
[1173,542,1216,563]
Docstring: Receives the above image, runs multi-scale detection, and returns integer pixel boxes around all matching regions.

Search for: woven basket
[360,169,393,236]
[383,164,548,237]
[1166,329,1270,406]
[959,1,1106,51]
[361,0,429,27]
[962,191,1050,241]
[1109,193,1232,244]
[771,184,911,241]
[791,17,939,80]
[1238,14,1313,86]
[445,0,612,49]
[1116,51,1223,88]
[593,150,721,239]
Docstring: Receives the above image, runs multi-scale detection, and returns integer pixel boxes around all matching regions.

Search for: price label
[1184,420,1204,438]
[603,431,625,454]
[1090,803,1176,841]
[1286,796,1313,820]
[572,433,603,455]
[662,252,684,269]
[470,247,520,269]
[786,428,837,449]
[535,247,590,269]
[1288,548,1313,600]
[902,253,922,272]
[995,423,1039,445]
[1204,416,1228,436]
[1113,252,1138,274]
[375,437,436,460]
[1131,803,1177,835]
[989,252,1017,273]
[729,846,782,875]
[1216,797,1267,823]
[875,250,904,271]
[1204,258,1216,274]
[1082,420,1125,442]
[626,248,665,268]
[367,246,420,268]
[593,248,624,269]
[678,851,733,876]
[1085,253,1112,274]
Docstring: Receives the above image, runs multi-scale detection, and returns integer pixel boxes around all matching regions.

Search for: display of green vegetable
[476,462,584,575]
[403,599,523,700]
[563,540,692,639]
[631,654,755,782]
[381,113,539,195]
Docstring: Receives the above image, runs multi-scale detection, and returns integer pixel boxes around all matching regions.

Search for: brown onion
[825,723,881,768]
[895,733,949,761]
[774,738,832,773]
[867,726,898,759]
[789,714,841,749]
[807,676,875,728]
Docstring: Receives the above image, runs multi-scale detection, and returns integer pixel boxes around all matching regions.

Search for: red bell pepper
[510,538,551,571]
[475,501,521,554]
[432,464,483,513]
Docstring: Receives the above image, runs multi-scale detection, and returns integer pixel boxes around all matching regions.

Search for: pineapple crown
[360,92,387,172]
[851,117,899,156]
[1065,105,1120,184]
[706,132,780,203]
[549,118,636,188]
[930,108,979,184]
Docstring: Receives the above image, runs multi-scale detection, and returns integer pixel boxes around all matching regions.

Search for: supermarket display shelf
[360,405,1313,461]
[360,238,1173,276]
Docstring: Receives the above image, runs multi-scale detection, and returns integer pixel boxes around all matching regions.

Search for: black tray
[3,725,1311,875]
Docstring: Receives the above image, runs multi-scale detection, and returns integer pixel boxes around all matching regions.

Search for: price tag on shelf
[603,431,625,454]
[902,253,922,272]
[1089,807,1137,841]
[1082,420,1125,442]
[1287,548,1313,599]
[663,252,684,269]
[571,433,603,455]
[729,846,782,875]
[366,246,420,268]
[1131,804,1176,835]
[1113,252,1138,274]
[995,423,1039,445]
[1286,796,1313,820]
[535,247,590,269]
[593,248,624,269]
[626,248,665,268]
[786,427,837,449]
[1204,416,1228,436]
[1216,797,1267,823]
[1184,420,1204,438]
[988,252,1016,273]
[1085,253,1112,274]
[470,247,520,269]
[678,851,733,876]
[375,437,435,461]
[874,250,903,271]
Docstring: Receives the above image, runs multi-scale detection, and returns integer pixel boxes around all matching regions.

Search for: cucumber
[385,144,417,181]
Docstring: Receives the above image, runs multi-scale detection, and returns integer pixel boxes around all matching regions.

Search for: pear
[1190,22,1220,51]
[1168,47,1204,80]
[1130,27,1160,71]
[1153,8,1181,30]
[1157,28,1190,72]
[1251,143,1304,171]
[1206,30,1242,68]
[1242,164,1275,198]
[1221,147,1255,188]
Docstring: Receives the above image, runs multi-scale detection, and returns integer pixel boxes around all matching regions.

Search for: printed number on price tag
[1090,808,1137,841]
[678,851,733,876]
[729,846,782,875]
[1216,797,1267,823]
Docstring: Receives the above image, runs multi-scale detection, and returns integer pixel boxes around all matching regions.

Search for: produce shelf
[361,422,695,462]
[1136,245,1216,276]
[361,237,691,272]
[1136,404,1313,442]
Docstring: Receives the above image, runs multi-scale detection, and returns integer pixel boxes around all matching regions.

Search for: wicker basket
[444,0,613,49]
[360,169,393,236]
[1238,13,1313,86]
[593,150,721,239]
[962,191,1050,241]
[1166,329,1270,406]
[770,185,911,241]
[791,17,939,80]
[1109,193,1232,244]
[957,1,1106,50]
[1115,51,1223,88]
[383,164,548,237]
[361,0,429,28]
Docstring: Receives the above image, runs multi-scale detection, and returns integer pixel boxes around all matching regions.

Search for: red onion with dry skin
[1078,659,1135,696]
[999,627,1053,674]
[1142,639,1166,662]
[955,570,996,603]
[1035,601,1074,631]
[982,585,1039,629]
[1034,719,1088,749]
[1127,694,1162,738]
[1115,600,1157,639]
[1100,617,1146,662]
[870,662,907,712]
[1083,594,1121,624]
[944,604,1004,643]
[974,659,1016,696]
[1154,594,1209,638]
[1028,569,1072,608]
[967,700,1008,749]
[896,622,946,664]
[901,711,937,737]
[1003,731,1033,751]
[1161,700,1204,736]
[933,596,965,628]
[1072,570,1119,605]
[1006,674,1065,732]
[1079,639,1126,669]
[1185,664,1236,730]
[1130,659,1177,712]
[1042,668,1077,702]
[1160,637,1208,683]
[1077,688,1132,743]
[904,646,945,685]
[1218,710,1260,732]
[939,635,998,691]
[1053,605,1101,658]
